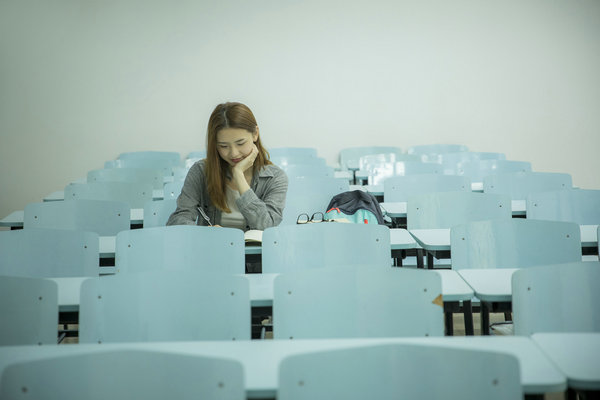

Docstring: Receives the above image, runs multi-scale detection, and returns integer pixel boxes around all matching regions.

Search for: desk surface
[381,200,526,218]
[52,269,473,310]
[532,332,600,391]
[457,268,518,302]
[409,225,599,253]
[0,337,566,396]
[43,190,165,202]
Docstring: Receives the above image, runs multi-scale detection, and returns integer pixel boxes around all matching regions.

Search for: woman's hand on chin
[233,144,258,175]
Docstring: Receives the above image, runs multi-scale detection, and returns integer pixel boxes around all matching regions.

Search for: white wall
[1,0,599,218]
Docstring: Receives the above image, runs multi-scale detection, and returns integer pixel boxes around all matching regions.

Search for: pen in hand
[197,207,212,226]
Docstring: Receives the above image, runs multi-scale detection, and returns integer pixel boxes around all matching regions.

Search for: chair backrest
[437,151,506,166]
[0,350,245,399]
[118,151,181,165]
[526,189,600,225]
[282,164,334,179]
[358,153,420,169]
[87,167,164,190]
[406,144,469,155]
[0,229,99,277]
[0,276,58,345]
[186,150,206,159]
[163,180,184,199]
[106,157,180,177]
[271,156,326,168]
[115,225,245,274]
[366,161,441,185]
[407,192,512,230]
[483,172,572,200]
[269,147,318,158]
[24,199,130,236]
[339,146,402,170]
[64,182,153,208]
[512,262,600,335]
[281,178,349,225]
[384,174,470,202]
[262,223,391,273]
[143,199,177,228]
[273,267,443,338]
[456,160,532,182]
[450,219,582,270]
[79,271,250,342]
[278,343,522,400]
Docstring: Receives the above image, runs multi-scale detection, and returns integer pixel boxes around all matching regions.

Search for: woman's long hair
[205,102,271,213]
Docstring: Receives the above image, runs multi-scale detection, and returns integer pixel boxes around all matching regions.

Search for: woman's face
[216,127,258,167]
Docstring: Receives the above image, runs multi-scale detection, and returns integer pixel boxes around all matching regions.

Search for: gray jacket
[166,160,288,231]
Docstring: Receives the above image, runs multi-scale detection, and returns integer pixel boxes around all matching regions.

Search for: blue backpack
[324,190,385,224]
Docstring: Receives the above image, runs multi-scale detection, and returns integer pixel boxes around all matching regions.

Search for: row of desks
[0,334,598,396]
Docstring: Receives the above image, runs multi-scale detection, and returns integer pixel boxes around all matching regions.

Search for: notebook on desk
[244,230,263,244]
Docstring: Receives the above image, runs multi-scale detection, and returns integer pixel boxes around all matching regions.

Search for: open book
[244,229,263,244]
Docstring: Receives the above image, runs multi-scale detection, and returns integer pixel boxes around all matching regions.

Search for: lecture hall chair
[526,189,600,225]
[339,146,403,171]
[383,174,471,202]
[269,147,318,158]
[115,225,245,274]
[512,261,600,335]
[0,228,99,278]
[0,275,58,346]
[24,199,130,236]
[0,350,245,400]
[455,159,532,183]
[79,271,251,343]
[142,198,177,228]
[163,180,184,199]
[262,223,391,273]
[278,343,522,400]
[483,172,572,200]
[407,191,512,230]
[273,267,444,339]
[87,167,164,190]
[64,181,153,209]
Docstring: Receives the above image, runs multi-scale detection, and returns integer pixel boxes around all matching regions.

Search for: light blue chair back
[115,225,245,274]
[484,172,572,200]
[0,350,245,400]
[384,174,470,202]
[87,167,164,190]
[105,158,179,177]
[278,343,521,400]
[512,262,600,335]
[456,160,532,182]
[526,189,600,225]
[163,180,184,199]
[281,178,349,225]
[269,147,318,158]
[187,150,206,159]
[273,267,443,338]
[0,276,58,345]
[24,199,130,236]
[0,229,99,277]
[450,219,582,270]
[262,224,391,273]
[406,144,469,155]
[282,164,334,179]
[118,151,181,165]
[358,153,421,169]
[64,182,153,208]
[143,198,177,228]
[437,151,506,167]
[271,156,326,168]
[407,192,512,230]
[365,161,441,185]
[79,271,251,342]
[339,146,402,170]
